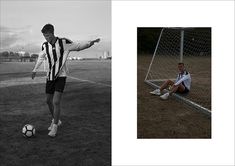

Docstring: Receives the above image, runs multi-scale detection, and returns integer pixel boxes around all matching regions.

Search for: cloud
[0,32,20,48]
[0,25,111,53]
[0,25,34,51]
[0,25,31,33]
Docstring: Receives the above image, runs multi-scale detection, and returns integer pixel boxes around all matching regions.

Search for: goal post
[144,27,211,115]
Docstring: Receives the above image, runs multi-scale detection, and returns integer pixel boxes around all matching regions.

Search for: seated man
[150,62,191,100]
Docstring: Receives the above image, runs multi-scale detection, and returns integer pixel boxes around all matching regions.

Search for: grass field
[145,55,211,110]
[138,55,211,138]
[0,60,111,166]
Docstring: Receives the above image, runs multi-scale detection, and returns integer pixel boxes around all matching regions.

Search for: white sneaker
[48,119,62,130]
[150,89,161,96]
[160,92,170,100]
[48,124,58,137]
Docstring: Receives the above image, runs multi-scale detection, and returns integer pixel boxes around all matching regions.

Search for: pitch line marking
[0,76,46,88]
[0,76,111,88]
[67,76,111,87]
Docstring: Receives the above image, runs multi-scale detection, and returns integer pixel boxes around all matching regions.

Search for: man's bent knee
[53,99,60,106]
[166,80,174,85]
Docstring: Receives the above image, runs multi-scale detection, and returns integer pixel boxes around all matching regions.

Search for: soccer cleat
[48,119,62,130]
[160,92,170,100]
[48,124,58,137]
[150,89,161,96]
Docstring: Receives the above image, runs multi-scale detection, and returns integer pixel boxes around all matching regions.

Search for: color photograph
[137,27,211,138]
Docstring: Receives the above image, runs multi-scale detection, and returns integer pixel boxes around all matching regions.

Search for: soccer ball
[168,85,172,91]
[22,124,35,138]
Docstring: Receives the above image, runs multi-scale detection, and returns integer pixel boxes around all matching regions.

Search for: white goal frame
[144,28,211,116]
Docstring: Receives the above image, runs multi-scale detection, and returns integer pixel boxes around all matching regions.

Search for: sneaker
[160,92,170,100]
[48,124,58,137]
[150,89,161,96]
[48,119,62,130]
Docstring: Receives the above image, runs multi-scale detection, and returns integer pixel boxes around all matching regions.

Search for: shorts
[179,86,189,94]
[176,82,189,94]
[46,77,67,94]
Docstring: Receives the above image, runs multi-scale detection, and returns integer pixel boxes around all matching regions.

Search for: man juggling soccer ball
[32,24,100,137]
[150,62,191,100]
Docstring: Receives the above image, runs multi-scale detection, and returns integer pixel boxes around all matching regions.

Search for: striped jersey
[174,70,191,90]
[33,37,91,81]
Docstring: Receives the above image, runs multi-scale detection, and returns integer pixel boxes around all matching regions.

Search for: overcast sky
[0,0,111,53]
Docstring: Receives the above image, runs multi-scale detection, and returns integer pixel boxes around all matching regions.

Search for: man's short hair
[41,24,54,34]
[178,62,184,66]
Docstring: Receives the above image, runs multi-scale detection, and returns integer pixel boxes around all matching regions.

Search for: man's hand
[90,38,100,46]
[32,72,36,79]
[93,38,100,43]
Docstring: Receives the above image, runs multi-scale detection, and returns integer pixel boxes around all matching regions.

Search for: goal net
[145,28,211,115]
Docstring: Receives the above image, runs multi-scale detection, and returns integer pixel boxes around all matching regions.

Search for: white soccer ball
[22,124,35,138]
[168,85,172,91]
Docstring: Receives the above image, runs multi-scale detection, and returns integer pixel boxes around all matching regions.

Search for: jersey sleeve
[61,38,73,51]
[62,38,91,52]
[69,42,91,51]
[174,74,190,86]
[32,44,46,72]
[175,74,180,83]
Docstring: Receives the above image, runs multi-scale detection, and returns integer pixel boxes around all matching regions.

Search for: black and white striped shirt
[33,37,91,80]
[174,70,191,90]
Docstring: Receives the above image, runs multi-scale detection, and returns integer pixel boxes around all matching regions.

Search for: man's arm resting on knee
[174,74,190,86]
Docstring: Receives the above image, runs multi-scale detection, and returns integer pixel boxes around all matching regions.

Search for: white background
[112,1,235,165]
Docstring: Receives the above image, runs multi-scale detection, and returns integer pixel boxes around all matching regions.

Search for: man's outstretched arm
[68,38,100,52]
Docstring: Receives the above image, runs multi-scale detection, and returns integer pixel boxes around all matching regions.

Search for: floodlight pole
[180,29,184,62]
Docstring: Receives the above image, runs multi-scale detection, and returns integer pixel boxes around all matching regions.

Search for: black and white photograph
[0,1,111,165]
[137,27,211,138]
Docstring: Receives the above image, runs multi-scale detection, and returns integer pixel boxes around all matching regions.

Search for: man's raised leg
[169,83,185,95]
[160,80,174,92]
[150,79,174,95]
[160,83,185,100]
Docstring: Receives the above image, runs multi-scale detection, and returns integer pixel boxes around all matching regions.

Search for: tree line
[0,51,39,62]
[137,27,211,55]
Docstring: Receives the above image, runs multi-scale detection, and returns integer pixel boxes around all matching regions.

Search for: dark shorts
[179,86,189,94]
[46,77,67,94]
[177,83,189,94]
